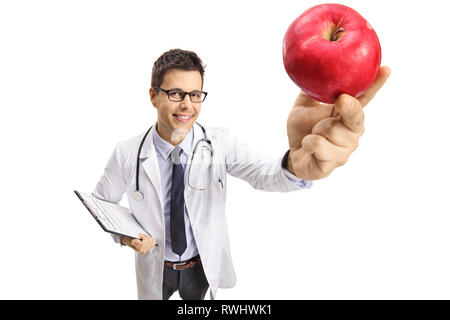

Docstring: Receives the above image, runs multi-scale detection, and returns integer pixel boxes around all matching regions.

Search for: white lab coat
[92,123,311,299]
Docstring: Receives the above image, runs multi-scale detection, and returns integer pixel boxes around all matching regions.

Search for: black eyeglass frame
[155,87,208,103]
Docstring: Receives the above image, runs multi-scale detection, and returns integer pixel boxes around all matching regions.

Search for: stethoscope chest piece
[132,191,144,201]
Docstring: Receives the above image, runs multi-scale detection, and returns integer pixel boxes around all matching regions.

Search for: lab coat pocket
[146,243,159,256]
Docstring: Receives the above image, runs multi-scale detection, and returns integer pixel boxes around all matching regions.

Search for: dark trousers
[162,259,209,300]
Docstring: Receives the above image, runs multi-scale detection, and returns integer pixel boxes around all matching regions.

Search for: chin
[168,115,196,140]
[171,118,194,130]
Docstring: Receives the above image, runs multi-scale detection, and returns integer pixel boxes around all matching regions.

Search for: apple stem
[331,27,345,41]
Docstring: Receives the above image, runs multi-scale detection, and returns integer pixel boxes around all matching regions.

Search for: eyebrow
[169,87,202,92]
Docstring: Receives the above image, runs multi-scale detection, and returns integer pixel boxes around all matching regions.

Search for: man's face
[150,69,203,145]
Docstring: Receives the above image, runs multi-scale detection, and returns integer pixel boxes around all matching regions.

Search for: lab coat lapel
[140,125,164,210]
[139,123,203,212]
[184,123,207,228]
[184,122,204,186]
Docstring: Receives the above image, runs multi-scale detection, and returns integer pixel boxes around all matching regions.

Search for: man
[92,48,391,300]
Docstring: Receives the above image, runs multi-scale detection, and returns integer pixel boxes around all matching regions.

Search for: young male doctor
[92,48,391,300]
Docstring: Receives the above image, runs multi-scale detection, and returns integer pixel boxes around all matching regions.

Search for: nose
[183,92,192,102]
[180,93,192,107]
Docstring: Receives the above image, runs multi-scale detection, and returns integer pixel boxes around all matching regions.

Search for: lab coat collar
[139,122,202,160]
[152,123,194,161]
[138,122,203,214]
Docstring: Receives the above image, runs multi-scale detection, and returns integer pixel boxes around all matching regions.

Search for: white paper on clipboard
[74,190,150,240]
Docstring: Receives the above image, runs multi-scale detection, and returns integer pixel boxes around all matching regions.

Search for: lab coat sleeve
[91,143,127,246]
[280,149,313,188]
[222,128,312,192]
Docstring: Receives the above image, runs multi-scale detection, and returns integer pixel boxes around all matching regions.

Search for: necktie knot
[171,146,183,165]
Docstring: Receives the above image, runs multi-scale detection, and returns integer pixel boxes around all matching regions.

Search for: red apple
[282,3,382,104]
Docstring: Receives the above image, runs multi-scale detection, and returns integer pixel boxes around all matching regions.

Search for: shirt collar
[152,123,194,160]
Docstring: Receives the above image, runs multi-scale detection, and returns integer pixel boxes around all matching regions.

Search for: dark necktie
[170,146,187,256]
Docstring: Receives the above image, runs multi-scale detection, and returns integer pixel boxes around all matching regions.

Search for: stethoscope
[132,122,213,201]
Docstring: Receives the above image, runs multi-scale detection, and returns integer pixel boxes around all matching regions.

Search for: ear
[149,87,157,108]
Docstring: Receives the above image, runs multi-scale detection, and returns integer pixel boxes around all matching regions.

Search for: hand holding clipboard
[74,190,158,253]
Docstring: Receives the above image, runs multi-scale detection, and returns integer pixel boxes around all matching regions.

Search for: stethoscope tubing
[133,122,212,200]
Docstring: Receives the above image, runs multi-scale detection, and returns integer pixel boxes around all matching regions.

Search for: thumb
[139,233,150,241]
[335,94,357,116]
[335,94,364,133]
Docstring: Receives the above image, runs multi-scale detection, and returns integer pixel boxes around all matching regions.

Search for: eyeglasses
[156,87,208,103]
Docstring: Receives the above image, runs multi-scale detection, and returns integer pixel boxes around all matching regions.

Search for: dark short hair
[151,49,206,90]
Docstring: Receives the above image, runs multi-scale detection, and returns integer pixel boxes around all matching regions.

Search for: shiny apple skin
[283,4,382,104]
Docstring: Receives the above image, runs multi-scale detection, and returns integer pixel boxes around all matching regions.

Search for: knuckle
[306,134,319,145]
[337,157,348,167]
[325,123,339,138]
[302,134,324,153]
[312,135,325,149]
[360,126,365,136]
[355,120,363,129]
[320,162,335,176]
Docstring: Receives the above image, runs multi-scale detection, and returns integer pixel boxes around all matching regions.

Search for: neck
[156,122,190,146]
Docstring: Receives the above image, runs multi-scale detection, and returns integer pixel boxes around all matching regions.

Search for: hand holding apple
[285,66,391,181]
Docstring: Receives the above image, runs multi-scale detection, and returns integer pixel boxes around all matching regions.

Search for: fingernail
[384,66,392,76]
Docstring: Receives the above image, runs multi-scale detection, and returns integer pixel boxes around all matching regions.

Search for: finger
[312,118,361,148]
[131,239,141,250]
[121,236,130,246]
[358,66,391,107]
[294,91,322,108]
[302,134,351,166]
[287,101,335,150]
[144,239,156,251]
[140,234,156,247]
[141,240,156,254]
[139,233,149,241]
[335,94,365,134]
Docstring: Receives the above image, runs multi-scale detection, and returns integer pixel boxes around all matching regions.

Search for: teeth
[175,114,191,119]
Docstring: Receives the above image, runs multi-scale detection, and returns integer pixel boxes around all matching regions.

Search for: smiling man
[150,67,204,145]
[92,48,390,300]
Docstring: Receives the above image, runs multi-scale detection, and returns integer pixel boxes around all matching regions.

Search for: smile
[173,114,193,122]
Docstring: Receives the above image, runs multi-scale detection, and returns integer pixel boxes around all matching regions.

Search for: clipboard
[74,190,153,242]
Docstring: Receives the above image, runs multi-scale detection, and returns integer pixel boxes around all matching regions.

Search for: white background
[0,0,449,299]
